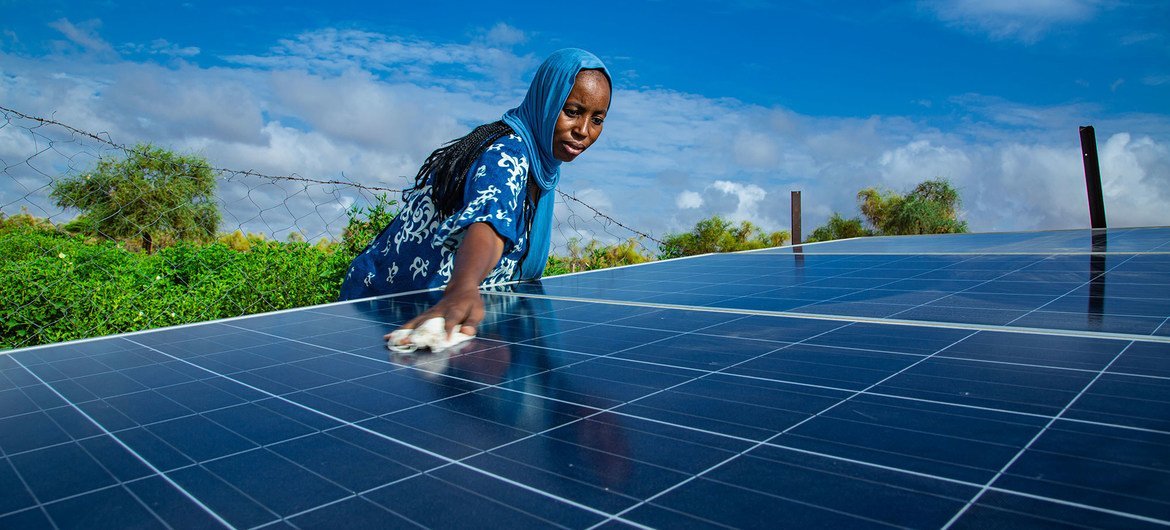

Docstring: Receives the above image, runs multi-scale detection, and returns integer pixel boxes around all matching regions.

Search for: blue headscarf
[502,48,610,280]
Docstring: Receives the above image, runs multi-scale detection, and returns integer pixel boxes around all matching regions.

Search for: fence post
[1079,126,1107,229]
[791,191,801,245]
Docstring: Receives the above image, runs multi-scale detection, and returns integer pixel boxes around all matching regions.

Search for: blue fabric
[502,48,610,279]
[337,134,532,300]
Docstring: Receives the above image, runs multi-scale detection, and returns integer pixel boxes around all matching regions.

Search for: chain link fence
[0,105,660,350]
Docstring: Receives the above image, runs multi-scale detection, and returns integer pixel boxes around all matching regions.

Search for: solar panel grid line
[177,301,847,524]
[695,254,970,314]
[0,452,54,527]
[740,236,1170,257]
[215,301,889,524]
[743,227,1170,255]
[316,302,1170,445]
[972,486,1170,528]
[489,252,871,302]
[430,317,1164,448]
[1,373,361,526]
[997,251,1146,330]
[790,255,1061,321]
[940,341,1138,529]
[1153,316,1170,336]
[267,468,565,530]
[881,254,1116,323]
[379,294,1165,444]
[491,290,1170,344]
[590,325,982,528]
[9,334,456,524]
[120,337,652,529]
[519,256,1095,329]
[135,413,441,527]
[0,322,1118,421]
[753,380,1170,526]
[521,252,1170,338]
[4,353,234,529]
[153,299,988,528]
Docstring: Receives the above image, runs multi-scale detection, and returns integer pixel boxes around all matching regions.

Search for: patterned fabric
[338,133,531,300]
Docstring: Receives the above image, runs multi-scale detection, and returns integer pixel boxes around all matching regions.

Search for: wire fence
[0,105,661,350]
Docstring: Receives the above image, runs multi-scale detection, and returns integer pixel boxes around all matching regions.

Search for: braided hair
[411,120,515,217]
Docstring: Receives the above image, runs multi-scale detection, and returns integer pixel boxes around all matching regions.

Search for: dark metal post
[1079,126,1107,229]
[790,191,801,245]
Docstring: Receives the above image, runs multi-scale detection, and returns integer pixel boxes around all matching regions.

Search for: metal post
[790,191,801,246]
[1079,126,1107,229]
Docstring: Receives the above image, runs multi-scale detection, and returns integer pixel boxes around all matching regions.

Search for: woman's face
[553,70,611,163]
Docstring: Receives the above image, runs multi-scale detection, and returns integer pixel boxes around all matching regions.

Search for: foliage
[0,208,57,232]
[805,213,874,242]
[339,193,399,259]
[857,178,968,235]
[545,238,652,276]
[50,143,220,253]
[807,178,967,242]
[0,224,347,350]
[217,230,272,252]
[658,216,790,259]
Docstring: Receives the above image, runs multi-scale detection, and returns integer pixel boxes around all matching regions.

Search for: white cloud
[676,191,703,209]
[878,140,973,188]
[571,188,613,212]
[1098,132,1170,227]
[149,39,200,57]
[732,131,782,169]
[711,180,768,224]
[924,0,1101,43]
[483,23,527,47]
[1144,74,1170,86]
[48,18,116,56]
[224,28,537,90]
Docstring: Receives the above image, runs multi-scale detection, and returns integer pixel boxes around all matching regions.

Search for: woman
[338,48,612,340]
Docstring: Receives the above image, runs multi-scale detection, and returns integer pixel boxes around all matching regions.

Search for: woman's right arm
[389,222,505,339]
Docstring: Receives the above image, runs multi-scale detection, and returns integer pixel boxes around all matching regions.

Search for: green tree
[659,216,790,259]
[50,144,220,253]
[808,178,967,243]
[806,213,874,242]
[857,178,967,235]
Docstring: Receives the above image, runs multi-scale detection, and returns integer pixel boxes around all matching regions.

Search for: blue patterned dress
[338,133,532,300]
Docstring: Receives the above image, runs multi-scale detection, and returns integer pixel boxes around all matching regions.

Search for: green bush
[806,213,874,243]
[0,225,348,350]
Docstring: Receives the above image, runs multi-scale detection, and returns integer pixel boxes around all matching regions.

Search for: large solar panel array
[2,227,1168,529]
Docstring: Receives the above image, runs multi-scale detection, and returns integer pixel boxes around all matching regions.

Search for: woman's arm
[388,222,504,339]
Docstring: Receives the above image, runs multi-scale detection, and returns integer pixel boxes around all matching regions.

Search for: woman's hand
[384,222,505,342]
[394,284,483,339]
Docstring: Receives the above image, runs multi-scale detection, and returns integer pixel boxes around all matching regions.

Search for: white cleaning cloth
[387,317,474,353]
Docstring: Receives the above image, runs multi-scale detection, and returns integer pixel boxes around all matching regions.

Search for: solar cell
[1,228,1168,528]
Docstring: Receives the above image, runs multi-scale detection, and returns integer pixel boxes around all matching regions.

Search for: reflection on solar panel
[2,228,1168,529]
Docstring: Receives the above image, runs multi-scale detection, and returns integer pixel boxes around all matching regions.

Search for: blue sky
[2,0,1168,245]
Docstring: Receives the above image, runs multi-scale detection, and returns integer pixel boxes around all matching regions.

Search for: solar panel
[2,228,1168,528]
